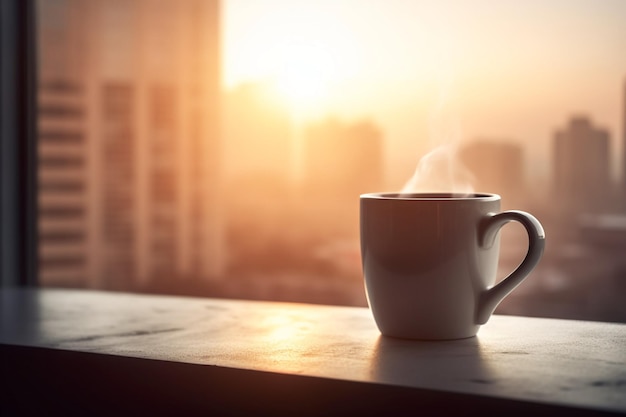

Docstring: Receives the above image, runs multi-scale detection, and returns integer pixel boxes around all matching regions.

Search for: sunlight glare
[263,310,304,344]
[276,42,336,111]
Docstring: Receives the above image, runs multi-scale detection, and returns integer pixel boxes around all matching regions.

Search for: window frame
[0,0,38,287]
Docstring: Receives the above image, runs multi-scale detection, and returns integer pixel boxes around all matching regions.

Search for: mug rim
[360,192,500,201]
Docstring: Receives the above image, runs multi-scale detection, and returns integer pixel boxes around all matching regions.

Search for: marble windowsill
[1,288,625,416]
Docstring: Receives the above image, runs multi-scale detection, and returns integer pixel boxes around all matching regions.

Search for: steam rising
[401,75,474,195]
[401,144,474,194]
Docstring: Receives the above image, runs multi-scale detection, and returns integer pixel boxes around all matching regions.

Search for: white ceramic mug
[360,193,545,340]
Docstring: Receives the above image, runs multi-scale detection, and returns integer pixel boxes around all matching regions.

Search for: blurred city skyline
[223,77,625,203]
[222,0,626,187]
[35,0,626,322]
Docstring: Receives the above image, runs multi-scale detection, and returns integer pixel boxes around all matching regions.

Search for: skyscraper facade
[553,116,610,212]
[37,0,222,289]
[623,78,626,195]
[303,118,384,198]
[38,79,88,287]
[459,140,524,203]
[223,83,293,188]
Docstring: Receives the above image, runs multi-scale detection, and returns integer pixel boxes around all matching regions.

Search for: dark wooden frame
[0,0,38,287]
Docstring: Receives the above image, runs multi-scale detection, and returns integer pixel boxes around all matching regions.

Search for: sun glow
[224,3,363,117]
[275,42,336,110]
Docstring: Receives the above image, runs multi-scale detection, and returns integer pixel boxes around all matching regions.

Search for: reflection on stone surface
[371,335,494,392]
[3,289,626,413]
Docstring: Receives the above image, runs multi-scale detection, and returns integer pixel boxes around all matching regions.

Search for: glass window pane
[37,0,626,323]
[37,0,222,290]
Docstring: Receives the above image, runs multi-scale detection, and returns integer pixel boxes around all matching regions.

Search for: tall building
[459,140,524,202]
[38,79,89,287]
[223,83,293,190]
[623,78,626,194]
[220,83,295,275]
[553,116,610,211]
[303,118,384,198]
[37,0,222,289]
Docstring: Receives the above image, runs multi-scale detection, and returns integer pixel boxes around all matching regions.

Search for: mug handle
[475,210,546,324]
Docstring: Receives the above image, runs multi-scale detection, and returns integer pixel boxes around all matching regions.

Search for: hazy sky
[222,0,626,186]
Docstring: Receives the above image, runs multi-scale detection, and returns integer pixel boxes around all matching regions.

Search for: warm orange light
[264,312,301,343]
[275,42,335,111]
[224,4,362,118]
